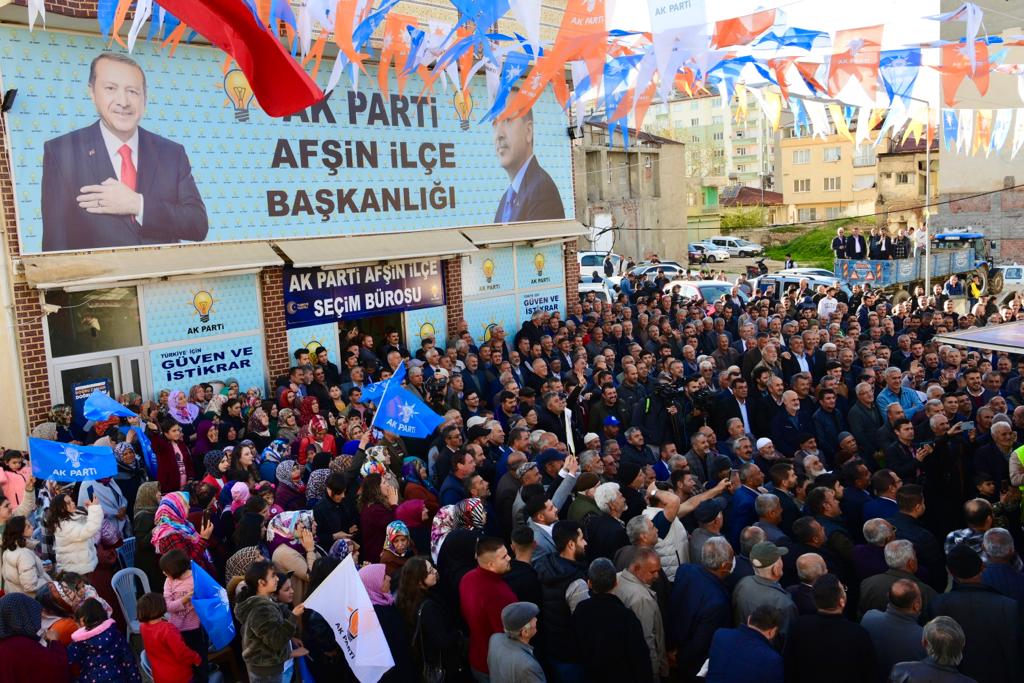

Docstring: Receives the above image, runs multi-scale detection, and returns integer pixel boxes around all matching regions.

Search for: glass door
[54,357,121,406]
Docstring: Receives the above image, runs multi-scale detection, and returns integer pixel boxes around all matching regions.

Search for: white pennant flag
[1011,109,1024,159]
[991,108,1013,156]
[804,99,831,139]
[126,0,153,53]
[958,110,973,155]
[855,106,872,146]
[303,555,395,683]
[509,0,542,59]
[27,0,45,31]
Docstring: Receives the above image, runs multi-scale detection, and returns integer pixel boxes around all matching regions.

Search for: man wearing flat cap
[487,602,544,683]
[732,541,799,639]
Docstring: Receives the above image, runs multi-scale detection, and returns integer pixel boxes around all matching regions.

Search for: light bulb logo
[430,284,440,300]
[305,340,322,357]
[482,258,495,283]
[192,290,214,323]
[534,253,545,276]
[453,88,473,131]
[223,69,255,122]
[419,322,436,340]
[484,322,497,342]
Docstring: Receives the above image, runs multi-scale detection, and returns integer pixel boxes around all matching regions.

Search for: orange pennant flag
[973,109,992,155]
[937,41,990,107]
[377,13,417,97]
[302,30,330,82]
[827,25,884,98]
[711,9,776,49]
[334,0,372,74]
[795,61,827,96]
[633,81,658,131]
[109,0,133,48]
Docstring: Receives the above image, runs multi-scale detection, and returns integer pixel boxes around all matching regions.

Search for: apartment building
[875,135,939,232]
[779,127,881,224]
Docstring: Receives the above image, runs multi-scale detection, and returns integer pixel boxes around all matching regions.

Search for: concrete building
[573,121,689,261]
[875,135,939,233]
[779,125,880,224]
[720,186,785,226]
[931,0,1024,259]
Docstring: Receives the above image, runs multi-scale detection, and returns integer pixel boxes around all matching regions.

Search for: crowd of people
[3,262,1024,683]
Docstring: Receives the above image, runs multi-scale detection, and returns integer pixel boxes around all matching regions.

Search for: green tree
[721,207,766,230]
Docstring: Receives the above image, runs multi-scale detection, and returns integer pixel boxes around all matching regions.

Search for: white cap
[466,416,488,429]
[756,438,773,450]
[583,432,599,445]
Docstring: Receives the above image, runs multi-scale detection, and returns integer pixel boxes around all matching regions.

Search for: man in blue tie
[492,107,565,223]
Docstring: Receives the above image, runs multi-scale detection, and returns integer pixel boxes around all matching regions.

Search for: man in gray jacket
[613,547,666,681]
[732,541,799,639]
[487,602,545,683]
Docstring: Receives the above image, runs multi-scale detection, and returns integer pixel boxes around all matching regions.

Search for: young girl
[159,549,209,682]
[137,592,202,683]
[379,521,412,578]
[233,561,305,683]
[200,450,230,494]
[67,598,140,682]
[0,450,30,508]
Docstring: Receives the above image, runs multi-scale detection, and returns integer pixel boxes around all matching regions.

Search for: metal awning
[932,322,1024,355]
[21,242,283,289]
[274,229,478,268]
[460,220,588,246]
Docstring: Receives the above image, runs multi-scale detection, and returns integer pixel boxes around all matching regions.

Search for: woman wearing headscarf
[298,396,321,428]
[48,404,76,443]
[0,593,71,682]
[168,389,200,440]
[379,521,412,578]
[305,452,333,507]
[258,440,290,483]
[429,498,485,563]
[395,499,430,556]
[152,492,215,575]
[400,457,440,516]
[200,449,231,495]
[246,408,273,452]
[203,394,227,421]
[132,482,163,590]
[191,420,219,471]
[267,510,322,603]
[435,498,488,610]
[358,473,399,564]
[149,417,195,494]
[274,460,306,512]
[298,416,337,465]
[358,564,413,683]
[276,408,300,445]
[111,441,146,521]
[187,384,207,414]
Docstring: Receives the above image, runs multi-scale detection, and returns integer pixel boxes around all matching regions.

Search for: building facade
[875,136,939,232]
[0,1,582,446]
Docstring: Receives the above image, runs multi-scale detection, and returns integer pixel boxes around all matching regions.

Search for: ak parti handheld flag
[29,438,117,482]
[155,0,323,117]
[303,555,394,683]
[370,381,444,439]
[191,560,236,650]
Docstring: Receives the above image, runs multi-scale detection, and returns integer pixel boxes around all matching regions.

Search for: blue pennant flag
[191,561,236,650]
[83,390,137,422]
[130,426,158,479]
[880,49,922,108]
[362,361,406,405]
[481,51,533,123]
[97,0,117,37]
[371,383,444,439]
[942,109,959,152]
[755,27,830,51]
[29,438,117,482]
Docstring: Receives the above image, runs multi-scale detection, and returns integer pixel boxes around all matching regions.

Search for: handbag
[413,602,446,683]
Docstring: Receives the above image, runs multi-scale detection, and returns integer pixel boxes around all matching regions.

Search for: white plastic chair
[111,567,150,638]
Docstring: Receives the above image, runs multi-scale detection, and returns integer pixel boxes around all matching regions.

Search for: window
[736,130,744,138]
[823,176,841,191]
[823,146,842,162]
[853,143,876,167]
[691,135,699,143]
[713,132,724,141]
[688,192,697,206]
[691,118,700,126]
[826,206,845,219]
[793,178,811,193]
[853,175,875,191]
[712,115,723,125]
[735,147,747,156]
[797,208,817,221]
[45,287,143,358]
[713,149,725,158]
[736,164,746,172]
[792,149,810,165]
[896,172,911,184]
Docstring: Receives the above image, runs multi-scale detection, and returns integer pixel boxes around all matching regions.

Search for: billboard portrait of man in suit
[40,52,209,252]
[492,106,565,224]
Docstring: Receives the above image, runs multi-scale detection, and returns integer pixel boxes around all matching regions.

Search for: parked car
[578,280,615,303]
[577,250,624,276]
[662,280,748,308]
[689,243,731,263]
[705,236,764,257]
[751,274,853,303]
[630,262,687,280]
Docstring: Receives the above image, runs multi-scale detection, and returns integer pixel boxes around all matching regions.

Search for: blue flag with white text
[191,560,236,650]
[83,390,138,421]
[371,383,445,439]
[362,361,406,404]
[29,438,117,482]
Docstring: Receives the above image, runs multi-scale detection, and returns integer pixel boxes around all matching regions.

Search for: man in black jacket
[669,537,734,680]
[312,472,357,549]
[533,521,589,678]
[923,544,1022,683]
[573,558,653,683]
[888,485,947,592]
[846,226,868,260]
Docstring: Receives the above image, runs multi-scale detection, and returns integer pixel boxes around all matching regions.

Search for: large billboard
[0,27,574,254]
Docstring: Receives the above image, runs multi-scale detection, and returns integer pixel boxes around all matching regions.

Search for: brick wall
[444,257,463,342]
[13,283,51,424]
[563,241,579,306]
[260,267,289,382]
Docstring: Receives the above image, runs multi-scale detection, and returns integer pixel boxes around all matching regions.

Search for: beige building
[779,127,880,223]
[875,136,939,232]
[573,122,689,260]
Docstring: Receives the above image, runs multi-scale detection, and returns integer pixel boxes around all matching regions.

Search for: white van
[706,237,764,257]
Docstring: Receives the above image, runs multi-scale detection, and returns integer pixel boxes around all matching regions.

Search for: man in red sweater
[460,536,517,679]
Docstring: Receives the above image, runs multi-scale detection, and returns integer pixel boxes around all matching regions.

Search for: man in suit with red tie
[41,53,208,252]
[492,107,565,224]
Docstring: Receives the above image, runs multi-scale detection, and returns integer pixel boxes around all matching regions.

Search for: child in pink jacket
[159,549,209,682]
[0,450,30,508]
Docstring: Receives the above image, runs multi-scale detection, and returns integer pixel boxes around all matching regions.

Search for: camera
[691,387,716,413]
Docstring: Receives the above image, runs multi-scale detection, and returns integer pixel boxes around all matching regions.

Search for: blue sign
[144,274,261,345]
[150,334,265,392]
[29,438,117,482]
[284,261,445,329]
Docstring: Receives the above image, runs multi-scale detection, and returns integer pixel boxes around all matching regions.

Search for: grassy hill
[765,220,857,270]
